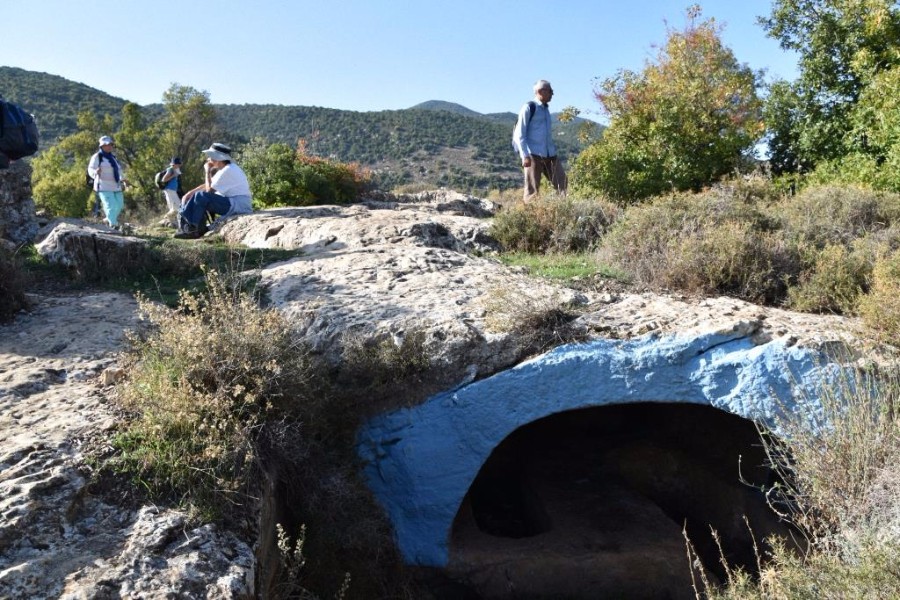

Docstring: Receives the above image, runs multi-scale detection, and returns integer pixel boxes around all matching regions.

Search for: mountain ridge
[0,66,600,192]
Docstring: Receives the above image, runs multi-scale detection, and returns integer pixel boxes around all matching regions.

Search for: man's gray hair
[533,79,552,92]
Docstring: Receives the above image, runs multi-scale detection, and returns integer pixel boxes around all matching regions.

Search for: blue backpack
[0,97,40,163]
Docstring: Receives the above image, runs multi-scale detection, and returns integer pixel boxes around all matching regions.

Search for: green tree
[805,66,900,191]
[116,85,222,208]
[157,84,223,191]
[32,84,223,218]
[762,80,808,175]
[760,0,900,170]
[573,6,763,203]
[113,102,163,208]
[117,83,226,211]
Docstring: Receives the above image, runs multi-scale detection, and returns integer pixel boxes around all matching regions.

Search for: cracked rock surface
[0,293,254,599]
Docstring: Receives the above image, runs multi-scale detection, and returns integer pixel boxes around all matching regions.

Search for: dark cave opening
[467,461,552,539]
[445,402,795,599]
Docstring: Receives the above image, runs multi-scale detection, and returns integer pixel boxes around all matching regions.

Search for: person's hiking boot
[173,223,207,239]
[174,228,202,239]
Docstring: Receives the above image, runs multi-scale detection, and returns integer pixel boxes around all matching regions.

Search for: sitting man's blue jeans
[179,190,232,231]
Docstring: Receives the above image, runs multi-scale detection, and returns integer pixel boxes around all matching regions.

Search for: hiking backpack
[0,96,40,163]
[86,154,104,189]
[154,169,168,190]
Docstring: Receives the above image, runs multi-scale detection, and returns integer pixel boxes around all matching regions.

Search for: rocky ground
[0,291,255,599]
[0,189,880,599]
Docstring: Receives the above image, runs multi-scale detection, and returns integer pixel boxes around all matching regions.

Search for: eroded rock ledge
[2,190,877,598]
[220,190,865,387]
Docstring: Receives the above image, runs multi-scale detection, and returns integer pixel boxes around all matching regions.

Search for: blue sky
[7,1,796,122]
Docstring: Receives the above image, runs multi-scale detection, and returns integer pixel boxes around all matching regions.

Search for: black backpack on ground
[0,96,40,167]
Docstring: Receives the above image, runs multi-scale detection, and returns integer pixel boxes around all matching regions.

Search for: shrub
[806,152,898,192]
[110,266,421,596]
[698,366,900,599]
[664,222,785,302]
[859,250,900,344]
[774,186,900,314]
[776,185,900,252]
[701,536,900,599]
[765,366,900,537]
[243,138,373,208]
[114,268,319,521]
[31,146,94,217]
[489,195,620,254]
[598,187,790,303]
[787,243,871,314]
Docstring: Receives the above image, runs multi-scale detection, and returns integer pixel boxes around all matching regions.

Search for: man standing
[512,80,567,202]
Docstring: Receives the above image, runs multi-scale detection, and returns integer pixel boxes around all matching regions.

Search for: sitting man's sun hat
[98,135,114,146]
[201,142,233,162]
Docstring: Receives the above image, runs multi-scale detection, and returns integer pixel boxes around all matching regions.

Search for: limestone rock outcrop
[1,190,879,599]
[0,160,38,248]
[220,191,588,389]
[34,220,150,278]
[0,294,254,599]
[221,191,864,392]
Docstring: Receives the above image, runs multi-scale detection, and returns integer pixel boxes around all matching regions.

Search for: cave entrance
[444,402,793,599]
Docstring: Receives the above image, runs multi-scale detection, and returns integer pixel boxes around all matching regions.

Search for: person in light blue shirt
[512,80,568,202]
[159,157,182,227]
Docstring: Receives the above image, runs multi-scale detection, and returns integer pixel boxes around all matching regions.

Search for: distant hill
[212,103,590,191]
[410,100,485,119]
[412,100,604,157]
[0,66,127,145]
[1,67,601,192]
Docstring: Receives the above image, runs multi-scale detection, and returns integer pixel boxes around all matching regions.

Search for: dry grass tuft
[483,283,587,354]
[489,195,620,254]
[113,267,318,521]
[696,364,900,599]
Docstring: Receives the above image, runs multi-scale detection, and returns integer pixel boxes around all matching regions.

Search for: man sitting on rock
[175,143,252,239]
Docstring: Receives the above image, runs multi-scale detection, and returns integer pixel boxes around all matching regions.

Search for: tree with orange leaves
[573,6,763,203]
